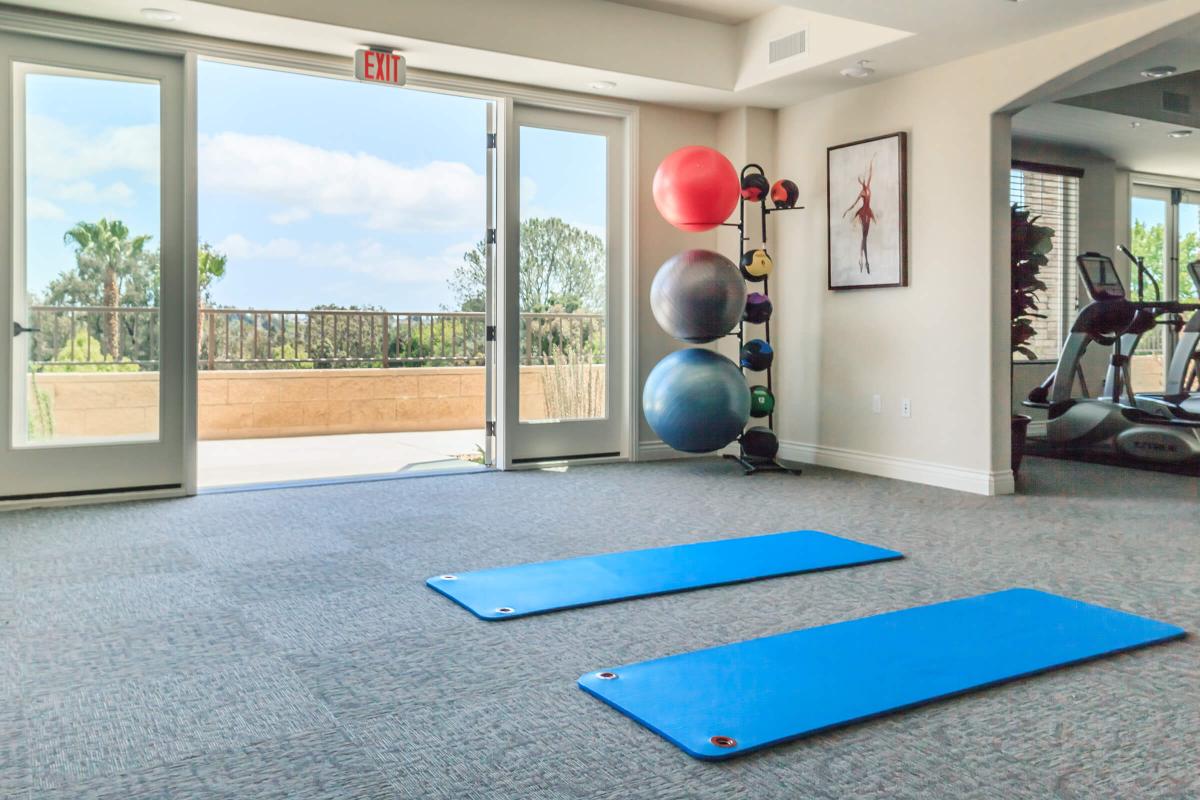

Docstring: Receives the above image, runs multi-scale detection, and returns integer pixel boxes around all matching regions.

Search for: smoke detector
[840,60,875,79]
[140,8,179,22]
[1141,65,1177,79]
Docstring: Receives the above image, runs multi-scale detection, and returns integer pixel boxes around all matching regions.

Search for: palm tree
[63,218,151,358]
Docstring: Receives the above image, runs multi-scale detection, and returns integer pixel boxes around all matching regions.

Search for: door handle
[12,322,40,337]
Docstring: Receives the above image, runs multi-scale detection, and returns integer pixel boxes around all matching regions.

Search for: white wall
[767,0,1200,494]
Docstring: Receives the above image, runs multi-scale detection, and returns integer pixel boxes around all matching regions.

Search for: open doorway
[194,60,494,488]
[1009,26,1200,476]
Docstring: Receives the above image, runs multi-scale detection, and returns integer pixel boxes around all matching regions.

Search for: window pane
[1179,196,1199,303]
[517,126,608,422]
[1010,168,1080,361]
[17,71,161,446]
[1129,195,1169,392]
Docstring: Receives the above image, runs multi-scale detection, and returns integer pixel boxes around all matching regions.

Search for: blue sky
[25,60,607,311]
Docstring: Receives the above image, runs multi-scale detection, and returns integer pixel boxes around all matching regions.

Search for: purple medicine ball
[744,292,772,325]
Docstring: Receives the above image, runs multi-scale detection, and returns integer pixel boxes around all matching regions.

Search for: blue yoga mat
[426,530,901,620]
[579,588,1184,760]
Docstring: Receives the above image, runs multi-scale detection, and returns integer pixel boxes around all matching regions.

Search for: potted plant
[1010,204,1055,476]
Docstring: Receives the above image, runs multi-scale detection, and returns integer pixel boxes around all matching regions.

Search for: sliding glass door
[0,34,186,499]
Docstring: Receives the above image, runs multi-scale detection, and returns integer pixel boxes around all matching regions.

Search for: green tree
[1129,219,1199,301]
[449,217,605,313]
[198,242,228,304]
[58,218,153,357]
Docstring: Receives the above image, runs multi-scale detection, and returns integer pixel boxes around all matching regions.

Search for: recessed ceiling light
[1167,129,1193,138]
[840,60,875,79]
[140,8,180,22]
[1130,121,1143,128]
[1141,65,1177,79]
[588,80,617,91]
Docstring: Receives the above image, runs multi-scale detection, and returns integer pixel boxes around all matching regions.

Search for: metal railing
[26,306,605,370]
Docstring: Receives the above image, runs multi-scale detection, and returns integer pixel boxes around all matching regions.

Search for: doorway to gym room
[1008,27,1200,482]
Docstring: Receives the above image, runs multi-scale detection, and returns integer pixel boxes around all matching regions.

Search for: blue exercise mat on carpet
[578,588,1185,760]
[426,530,901,620]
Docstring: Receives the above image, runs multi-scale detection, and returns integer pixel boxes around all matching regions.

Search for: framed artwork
[827,132,908,290]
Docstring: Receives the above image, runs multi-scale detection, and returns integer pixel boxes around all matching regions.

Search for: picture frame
[827,132,908,290]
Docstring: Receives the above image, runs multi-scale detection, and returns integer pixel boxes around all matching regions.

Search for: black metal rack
[722,163,804,476]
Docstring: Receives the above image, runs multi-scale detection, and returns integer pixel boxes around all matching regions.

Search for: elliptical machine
[1025,251,1200,464]
[1125,252,1200,422]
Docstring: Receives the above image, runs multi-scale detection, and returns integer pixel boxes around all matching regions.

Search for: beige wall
[769,0,1200,492]
[636,103,721,445]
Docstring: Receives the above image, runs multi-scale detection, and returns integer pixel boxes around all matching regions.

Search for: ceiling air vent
[1162,91,1191,115]
[769,31,807,64]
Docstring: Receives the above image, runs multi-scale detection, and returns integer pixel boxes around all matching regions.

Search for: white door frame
[499,104,631,466]
[0,33,190,501]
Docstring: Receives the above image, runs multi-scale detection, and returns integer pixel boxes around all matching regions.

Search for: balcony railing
[26,306,605,370]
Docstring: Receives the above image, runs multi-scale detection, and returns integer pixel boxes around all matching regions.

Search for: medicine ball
[740,173,770,202]
[743,292,772,325]
[771,178,799,209]
[749,385,774,418]
[740,338,773,371]
[741,426,779,459]
[740,249,773,282]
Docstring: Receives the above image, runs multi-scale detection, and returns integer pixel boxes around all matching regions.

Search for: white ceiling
[602,0,777,25]
[1014,31,1200,180]
[0,0,1182,110]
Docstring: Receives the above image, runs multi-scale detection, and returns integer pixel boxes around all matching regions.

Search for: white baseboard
[778,440,1015,496]
[636,440,703,461]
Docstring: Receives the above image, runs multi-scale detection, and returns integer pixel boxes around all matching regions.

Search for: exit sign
[355,49,406,86]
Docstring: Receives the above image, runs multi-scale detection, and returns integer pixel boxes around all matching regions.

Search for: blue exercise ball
[650,249,745,344]
[643,348,750,453]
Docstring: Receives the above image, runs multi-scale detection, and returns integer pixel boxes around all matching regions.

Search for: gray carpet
[1,456,1197,799]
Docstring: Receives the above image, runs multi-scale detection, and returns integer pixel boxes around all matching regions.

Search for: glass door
[0,34,185,499]
[1129,184,1200,393]
[502,105,626,463]
[1128,186,1173,392]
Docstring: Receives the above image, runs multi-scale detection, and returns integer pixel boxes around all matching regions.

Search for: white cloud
[54,180,135,206]
[199,132,486,232]
[268,207,312,225]
[27,198,65,220]
[27,115,159,182]
[214,232,468,286]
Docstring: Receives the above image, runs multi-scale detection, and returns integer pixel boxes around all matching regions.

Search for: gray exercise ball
[651,249,746,344]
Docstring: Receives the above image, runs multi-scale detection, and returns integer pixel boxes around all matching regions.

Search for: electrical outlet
[901,398,911,418]
[871,394,882,414]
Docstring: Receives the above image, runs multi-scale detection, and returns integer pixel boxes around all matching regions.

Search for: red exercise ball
[653,146,740,232]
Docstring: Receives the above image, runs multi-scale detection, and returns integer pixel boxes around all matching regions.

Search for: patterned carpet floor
[1,456,1197,799]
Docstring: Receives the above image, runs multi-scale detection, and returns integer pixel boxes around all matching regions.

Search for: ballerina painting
[843,156,877,273]
[827,132,908,289]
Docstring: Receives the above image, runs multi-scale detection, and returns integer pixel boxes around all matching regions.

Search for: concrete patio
[197,429,487,488]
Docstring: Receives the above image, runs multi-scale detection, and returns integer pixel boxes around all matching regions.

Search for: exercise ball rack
[722,162,804,476]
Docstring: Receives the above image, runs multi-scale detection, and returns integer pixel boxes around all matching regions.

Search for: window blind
[1010,162,1082,361]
